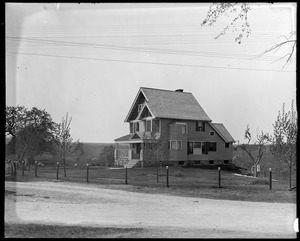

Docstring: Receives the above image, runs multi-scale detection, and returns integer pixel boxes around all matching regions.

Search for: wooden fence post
[125,166,128,185]
[269,168,272,190]
[166,166,169,187]
[86,163,89,182]
[218,166,221,188]
[22,161,25,176]
[35,161,38,177]
[56,162,59,179]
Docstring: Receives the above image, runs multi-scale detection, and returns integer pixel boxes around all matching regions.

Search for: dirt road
[5,181,297,238]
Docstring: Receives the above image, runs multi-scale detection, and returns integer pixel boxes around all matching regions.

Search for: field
[5,161,296,203]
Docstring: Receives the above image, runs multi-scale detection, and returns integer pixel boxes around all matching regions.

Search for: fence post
[166,166,169,187]
[34,161,38,177]
[218,166,221,188]
[56,162,59,179]
[269,168,272,190]
[86,163,89,182]
[22,161,25,176]
[125,166,128,185]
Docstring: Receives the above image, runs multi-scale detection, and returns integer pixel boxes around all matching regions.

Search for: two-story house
[114,87,235,167]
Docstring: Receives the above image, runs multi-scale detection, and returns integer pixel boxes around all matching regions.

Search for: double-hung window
[187,141,209,155]
[169,140,182,150]
[196,121,205,132]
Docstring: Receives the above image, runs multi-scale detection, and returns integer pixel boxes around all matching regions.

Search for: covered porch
[114,133,145,167]
[114,132,161,167]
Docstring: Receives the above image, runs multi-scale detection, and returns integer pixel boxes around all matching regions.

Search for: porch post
[114,149,117,160]
[128,149,132,160]
[140,149,143,161]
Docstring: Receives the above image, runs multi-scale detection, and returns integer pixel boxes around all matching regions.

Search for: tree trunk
[253,164,257,177]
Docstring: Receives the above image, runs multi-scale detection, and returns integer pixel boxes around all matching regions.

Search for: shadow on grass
[4,223,144,238]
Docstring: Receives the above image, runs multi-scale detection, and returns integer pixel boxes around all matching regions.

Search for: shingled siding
[168,123,188,161]
[159,119,233,165]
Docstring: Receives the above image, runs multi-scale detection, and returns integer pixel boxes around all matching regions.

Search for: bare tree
[236,125,271,177]
[142,131,169,183]
[270,100,297,188]
[49,113,79,177]
[201,3,296,68]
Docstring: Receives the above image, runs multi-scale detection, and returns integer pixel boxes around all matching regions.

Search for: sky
[6,3,297,144]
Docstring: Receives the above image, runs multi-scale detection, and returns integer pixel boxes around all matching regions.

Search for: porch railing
[114,149,143,160]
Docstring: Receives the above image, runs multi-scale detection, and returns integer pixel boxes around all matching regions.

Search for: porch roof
[114,132,161,143]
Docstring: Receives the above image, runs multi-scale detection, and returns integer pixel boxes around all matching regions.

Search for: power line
[6,36,288,62]
[7,51,295,73]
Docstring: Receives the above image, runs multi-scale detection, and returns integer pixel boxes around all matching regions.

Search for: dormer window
[138,104,144,113]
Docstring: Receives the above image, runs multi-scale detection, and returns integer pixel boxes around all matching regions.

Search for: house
[114,87,235,167]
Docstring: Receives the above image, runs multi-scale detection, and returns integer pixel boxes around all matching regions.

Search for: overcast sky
[6,3,296,143]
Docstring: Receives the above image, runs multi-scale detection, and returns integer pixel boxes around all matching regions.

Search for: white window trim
[188,141,208,155]
[169,140,182,150]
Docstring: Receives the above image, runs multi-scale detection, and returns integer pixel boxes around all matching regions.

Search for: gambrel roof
[210,123,235,143]
[125,87,212,122]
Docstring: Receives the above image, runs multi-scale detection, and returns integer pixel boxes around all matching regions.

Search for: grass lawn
[5,163,296,203]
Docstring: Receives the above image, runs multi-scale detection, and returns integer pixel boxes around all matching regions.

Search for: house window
[130,123,133,133]
[208,142,217,152]
[138,104,144,113]
[195,160,201,165]
[224,160,229,165]
[152,119,159,132]
[209,160,214,165]
[177,141,182,150]
[135,122,139,132]
[146,120,151,132]
[188,141,204,155]
[196,121,205,132]
[210,131,215,136]
[188,141,193,154]
[170,141,177,150]
[178,161,184,166]
[201,142,207,154]
[132,122,139,132]
[225,142,230,148]
[169,140,182,150]
[182,125,187,134]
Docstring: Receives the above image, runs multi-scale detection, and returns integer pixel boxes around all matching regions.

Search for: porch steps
[125,159,140,168]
